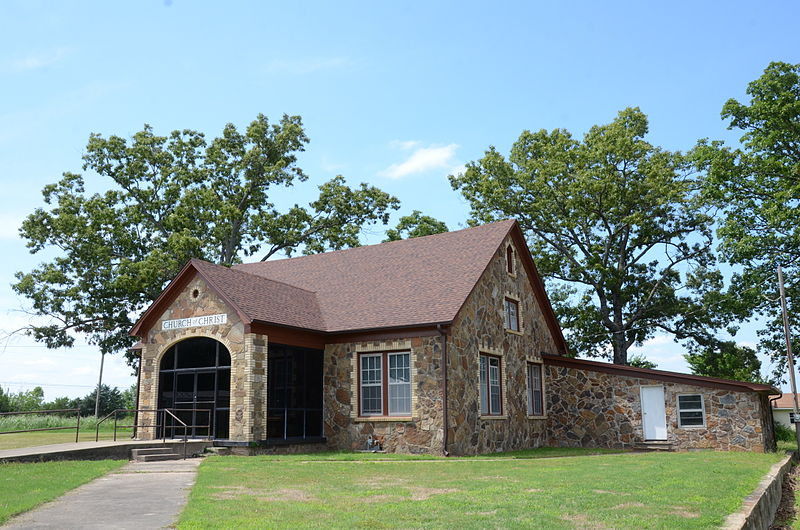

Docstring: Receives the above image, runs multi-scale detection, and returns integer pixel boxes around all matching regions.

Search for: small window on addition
[677,394,705,428]
[506,245,515,275]
[504,298,520,332]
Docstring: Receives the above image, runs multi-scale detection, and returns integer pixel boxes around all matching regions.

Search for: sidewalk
[0,439,211,463]
[2,458,202,529]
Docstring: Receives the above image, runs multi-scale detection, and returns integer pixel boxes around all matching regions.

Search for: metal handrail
[0,408,81,442]
[162,408,189,459]
[94,408,151,442]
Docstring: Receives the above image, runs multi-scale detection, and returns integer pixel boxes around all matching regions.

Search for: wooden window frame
[526,362,545,418]
[357,350,412,418]
[480,353,503,416]
[677,393,706,428]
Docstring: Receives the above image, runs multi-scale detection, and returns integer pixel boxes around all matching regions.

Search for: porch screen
[266,343,323,440]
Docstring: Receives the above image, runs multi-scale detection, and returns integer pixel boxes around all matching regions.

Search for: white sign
[162,313,227,331]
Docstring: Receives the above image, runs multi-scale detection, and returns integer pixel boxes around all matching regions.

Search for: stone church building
[130,220,778,454]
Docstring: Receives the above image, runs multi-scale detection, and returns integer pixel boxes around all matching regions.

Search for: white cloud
[9,47,72,72]
[388,140,420,150]
[380,143,460,179]
[265,57,352,75]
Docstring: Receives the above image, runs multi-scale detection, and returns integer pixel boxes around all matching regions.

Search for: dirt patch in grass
[408,487,459,500]
[361,494,401,503]
[592,489,629,496]
[611,502,645,509]
[210,486,265,500]
[669,506,700,519]
[260,489,317,502]
[526,488,543,493]
[560,513,608,529]
[770,464,798,529]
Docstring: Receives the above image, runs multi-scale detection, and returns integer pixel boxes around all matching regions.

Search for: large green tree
[14,114,399,361]
[383,210,448,242]
[451,108,725,365]
[695,61,800,380]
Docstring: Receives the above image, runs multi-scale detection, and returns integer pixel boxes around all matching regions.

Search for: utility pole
[778,265,800,452]
[94,351,105,418]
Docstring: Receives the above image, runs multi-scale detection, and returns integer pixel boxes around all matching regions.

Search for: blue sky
[1,1,799,399]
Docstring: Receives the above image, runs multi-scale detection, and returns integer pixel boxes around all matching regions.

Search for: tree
[628,353,657,370]
[694,61,800,380]
[7,387,45,411]
[14,114,399,362]
[74,384,126,417]
[0,387,11,413]
[685,340,766,383]
[451,108,724,365]
[383,210,448,241]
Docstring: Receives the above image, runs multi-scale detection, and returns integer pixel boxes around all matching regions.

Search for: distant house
[130,220,779,454]
[771,394,798,428]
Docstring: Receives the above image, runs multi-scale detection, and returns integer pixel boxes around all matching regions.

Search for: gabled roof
[131,220,568,353]
[542,354,781,395]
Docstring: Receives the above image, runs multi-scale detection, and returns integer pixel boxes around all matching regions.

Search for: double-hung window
[677,394,705,427]
[359,351,411,416]
[527,363,544,416]
[480,354,502,416]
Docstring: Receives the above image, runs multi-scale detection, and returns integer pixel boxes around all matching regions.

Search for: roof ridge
[235,219,517,270]
[193,258,319,295]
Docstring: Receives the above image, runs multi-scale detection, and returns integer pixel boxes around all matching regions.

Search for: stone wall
[137,274,266,442]
[545,364,773,452]
[445,235,560,455]
[323,336,444,454]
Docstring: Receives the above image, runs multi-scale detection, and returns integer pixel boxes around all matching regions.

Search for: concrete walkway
[0,439,211,463]
[2,458,202,529]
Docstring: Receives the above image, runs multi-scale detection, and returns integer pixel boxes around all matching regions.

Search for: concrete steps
[131,447,184,462]
[633,441,674,452]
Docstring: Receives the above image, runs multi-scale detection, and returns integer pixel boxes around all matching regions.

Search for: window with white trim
[527,363,544,416]
[480,354,502,415]
[359,351,411,416]
[677,394,705,427]
[505,298,520,332]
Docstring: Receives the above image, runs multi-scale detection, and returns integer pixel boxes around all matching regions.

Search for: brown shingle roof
[543,354,781,394]
[131,219,567,353]
[191,259,326,331]
[234,220,516,332]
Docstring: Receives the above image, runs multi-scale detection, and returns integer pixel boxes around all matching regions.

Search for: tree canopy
[14,114,399,362]
[383,210,448,242]
[694,61,800,380]
[451,108,726,365]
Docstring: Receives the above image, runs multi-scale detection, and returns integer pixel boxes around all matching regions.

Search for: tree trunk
[611,330,628,365]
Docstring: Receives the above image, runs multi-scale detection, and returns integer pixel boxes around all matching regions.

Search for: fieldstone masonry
[137,275,267,442]
[545,364,775,452]
[445,236,558,455]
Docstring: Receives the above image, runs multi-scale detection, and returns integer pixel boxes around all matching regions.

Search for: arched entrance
[158,337,230,439]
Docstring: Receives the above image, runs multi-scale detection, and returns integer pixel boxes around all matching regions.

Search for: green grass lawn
[179,449,783,529]
[0,460,126,525]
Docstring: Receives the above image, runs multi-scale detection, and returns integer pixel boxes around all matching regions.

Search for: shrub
[775,421,795,442]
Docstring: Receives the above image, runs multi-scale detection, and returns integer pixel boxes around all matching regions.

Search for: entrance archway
[158,337,231,439]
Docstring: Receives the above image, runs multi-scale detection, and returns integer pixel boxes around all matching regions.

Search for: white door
[640,386,667,440]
